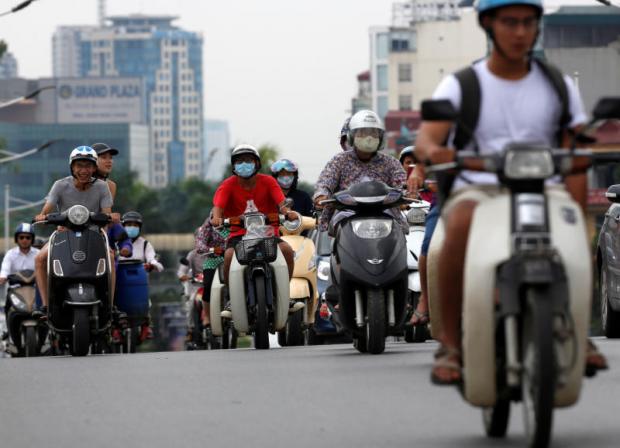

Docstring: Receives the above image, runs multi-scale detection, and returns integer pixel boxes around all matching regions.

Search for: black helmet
[121,211,143,226]
[399,146,416,165]
[91,142,119,156]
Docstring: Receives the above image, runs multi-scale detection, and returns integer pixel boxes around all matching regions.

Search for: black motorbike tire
[277,330,287,347]
[483,396,510,438]
[307,326,323,346]
[23,326,38,357]
[522,288,556,448]
[286,309,304,347]
[223,323,238,349]
[353,332,367,353]
[71,308,91,357]
[600,262,620,338]
[366,288,386,354]
[254,275,270,350]
[413,324,429,343]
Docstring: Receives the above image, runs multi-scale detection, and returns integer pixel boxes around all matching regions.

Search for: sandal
[410,309,430,326]
[585,339,608,378]
[430,345,462,386]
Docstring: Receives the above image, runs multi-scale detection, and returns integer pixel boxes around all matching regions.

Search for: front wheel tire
[366,289,386,354]
[600,262,620,338]
[71,308,91,357]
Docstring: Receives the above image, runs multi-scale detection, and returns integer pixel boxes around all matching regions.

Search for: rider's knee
[445,200,478,235]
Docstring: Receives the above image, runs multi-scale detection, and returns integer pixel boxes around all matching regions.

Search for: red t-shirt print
[213,174,285,238]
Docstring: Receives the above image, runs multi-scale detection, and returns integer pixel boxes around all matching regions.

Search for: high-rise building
[203,119,230,182]
[0,52,18,79]
[52,15,204,187]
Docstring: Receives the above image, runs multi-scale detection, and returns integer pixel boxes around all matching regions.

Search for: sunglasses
[17,235,33,241]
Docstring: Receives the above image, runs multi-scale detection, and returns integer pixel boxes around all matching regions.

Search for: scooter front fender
[210,271,224,337]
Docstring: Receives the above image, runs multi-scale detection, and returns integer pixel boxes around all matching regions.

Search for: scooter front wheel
[253,275,269,350]
[366,288,386,354]
[71,308,91,356]
[522,288,556,448]
[23,326,38,357]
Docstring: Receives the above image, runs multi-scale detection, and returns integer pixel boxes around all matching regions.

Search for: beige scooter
[422,98,619,448]
[278,213,319,346]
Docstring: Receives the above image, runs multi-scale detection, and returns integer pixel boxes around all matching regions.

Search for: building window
[398,64,412,82]
[376,33,389,59]
[391,31,416,52]
[399,95,413,111]
[376,65,388,92]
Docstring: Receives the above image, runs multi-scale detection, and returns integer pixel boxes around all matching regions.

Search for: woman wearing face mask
[313,109,407,232]
[270,159,313,217]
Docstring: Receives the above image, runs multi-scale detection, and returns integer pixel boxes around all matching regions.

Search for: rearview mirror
[593,97,620,121]
[421,99,458,121]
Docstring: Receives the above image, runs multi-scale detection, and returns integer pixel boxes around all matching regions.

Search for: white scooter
[403,200,430,343]
[226,212,290,350]
[423,98,620,448]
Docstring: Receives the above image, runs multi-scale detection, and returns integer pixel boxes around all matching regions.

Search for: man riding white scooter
[413,0,608,386]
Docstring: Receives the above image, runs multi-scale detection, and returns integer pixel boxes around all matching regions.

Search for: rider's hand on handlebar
[34,214,46,222]
[144,263,153,272]
[110,212,121,224]
[285,211,298,221]
[210,217,224,227]
[314,195,328,210]
[407,164,426,198]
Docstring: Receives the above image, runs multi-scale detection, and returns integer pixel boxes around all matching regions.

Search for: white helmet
[69,146,98,167]
[347,110,385,153]
[231,144,261,171]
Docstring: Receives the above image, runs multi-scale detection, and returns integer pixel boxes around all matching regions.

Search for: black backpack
[436,57,572,202]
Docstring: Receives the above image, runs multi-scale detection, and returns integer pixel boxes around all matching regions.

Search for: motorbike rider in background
[33,146,113,317]
[270,159,313,217]
[340,117,352,151]
[119,211,164,340]
[210,144,297,283]
[313,109,407,233]
[0,224,39,313]
[413,0,607,385]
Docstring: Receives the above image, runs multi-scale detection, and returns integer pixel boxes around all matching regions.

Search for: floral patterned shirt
[313,151,407,230]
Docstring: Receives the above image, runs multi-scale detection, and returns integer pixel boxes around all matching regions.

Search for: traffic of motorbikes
[1,96,619,448]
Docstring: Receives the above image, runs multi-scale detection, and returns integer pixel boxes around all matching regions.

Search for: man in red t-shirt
[211,144,296,282]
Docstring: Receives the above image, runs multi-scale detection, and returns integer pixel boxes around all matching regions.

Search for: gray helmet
[121,211,143,226]
[91,142,119,156]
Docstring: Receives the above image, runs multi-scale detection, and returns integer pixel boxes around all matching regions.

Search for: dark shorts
[226,235,285,250]
[421,205,440,257]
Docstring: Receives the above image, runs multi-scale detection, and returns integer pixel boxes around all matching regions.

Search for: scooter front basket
[234,237,278,265]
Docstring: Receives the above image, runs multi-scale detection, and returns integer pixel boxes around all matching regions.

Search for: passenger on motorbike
[313,109,407,233]
[400,146,438,328]
[118,211,163,340]
[414,0,607,385]
[340,117,353,151]
[0,224,39,305]
[33,146,113,316]
[195,212,229,321]
[270,159,313,217]
[210,144,296,283]
[178,245,207,346]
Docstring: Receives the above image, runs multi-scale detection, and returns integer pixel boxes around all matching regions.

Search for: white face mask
[354,136,380,153]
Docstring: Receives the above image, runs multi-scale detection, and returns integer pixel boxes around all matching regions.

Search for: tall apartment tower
[52,15,204,187]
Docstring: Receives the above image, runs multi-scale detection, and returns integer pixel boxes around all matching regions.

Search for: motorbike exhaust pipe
[355,290,364,327]
[387,289,395,327]
[505,315,521,387]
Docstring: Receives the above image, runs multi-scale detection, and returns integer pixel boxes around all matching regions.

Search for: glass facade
[0,122,135,202]
[376,65,388,92]
[376,33,389,59]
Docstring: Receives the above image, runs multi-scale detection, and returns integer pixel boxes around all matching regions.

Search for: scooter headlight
[351,219,392,239]
[9,293,28,312]
[67,205,90,226]
[317,259,330,281]
[406,208,426,225]
[503,146,554,180]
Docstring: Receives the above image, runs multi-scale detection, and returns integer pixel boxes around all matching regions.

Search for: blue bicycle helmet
[477,0,543,20]
[270,159,298,174]
[14,223,34,243]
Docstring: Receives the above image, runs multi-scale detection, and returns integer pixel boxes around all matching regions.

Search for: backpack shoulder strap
[453,66,481,150]
[143,239,148,258]
[533,57,571,144]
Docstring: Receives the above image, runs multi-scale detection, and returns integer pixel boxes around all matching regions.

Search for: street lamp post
[3,184,45,255]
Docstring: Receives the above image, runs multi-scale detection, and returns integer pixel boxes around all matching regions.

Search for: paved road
[1,338,618,448]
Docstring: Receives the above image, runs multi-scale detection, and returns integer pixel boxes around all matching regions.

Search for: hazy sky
[0,0,596,182]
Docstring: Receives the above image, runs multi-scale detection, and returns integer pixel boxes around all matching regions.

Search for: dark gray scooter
[323,181,410,354]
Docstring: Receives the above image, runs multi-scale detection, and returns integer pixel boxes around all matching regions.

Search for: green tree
[257,144,279,174]
[0,40,6,59]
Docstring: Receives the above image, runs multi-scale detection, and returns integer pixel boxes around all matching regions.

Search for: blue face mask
[234,162,256,178]
[124,226,140,239]
[277,175,294,189]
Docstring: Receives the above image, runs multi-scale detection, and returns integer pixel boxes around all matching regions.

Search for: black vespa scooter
[40,205,112,356]
[322,180,410,354]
